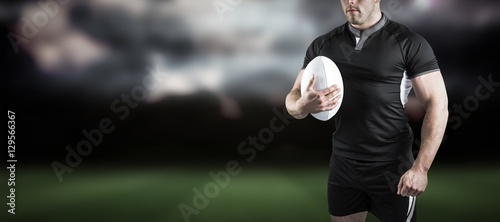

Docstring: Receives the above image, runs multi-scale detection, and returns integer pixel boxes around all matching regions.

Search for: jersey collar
[348,14,388,50]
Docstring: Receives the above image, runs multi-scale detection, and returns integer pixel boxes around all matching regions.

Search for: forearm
[413,103,448,173]
[285,89,307,119]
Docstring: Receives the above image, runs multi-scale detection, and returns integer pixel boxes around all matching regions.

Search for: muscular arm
[286,70,308,119]
[398,71,448,197]
[412,71,449,172]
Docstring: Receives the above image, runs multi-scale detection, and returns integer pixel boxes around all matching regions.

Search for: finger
[320,105,333,112]
[397,177,403,195]
[330,93,341,103]
[319,103,332,112]
[399,178,410,196]
[323,94,341,108]
[320,100,336,111]
[320,96,342,111]
[401,181,413,197]
[321,84,339,97]
[407,188,418,197]
[320,91,340,105]
[328,89,342,100]
[400,186,407,197]
[413,186,425,196]
[325,88,341,100]
[307,75,316,91]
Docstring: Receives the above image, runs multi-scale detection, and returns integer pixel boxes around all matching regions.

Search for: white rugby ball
[300,56,344,121]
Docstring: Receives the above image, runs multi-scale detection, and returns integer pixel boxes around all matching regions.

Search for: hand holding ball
[300,56,344,121]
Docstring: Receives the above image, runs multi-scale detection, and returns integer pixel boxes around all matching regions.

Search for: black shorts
[328,154,417,222]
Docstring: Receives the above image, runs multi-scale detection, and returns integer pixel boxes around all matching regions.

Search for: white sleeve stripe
[406,196,416,221]
[400,71,413,107]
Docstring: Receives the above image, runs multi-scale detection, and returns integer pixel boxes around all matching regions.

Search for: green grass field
[2,164,499,222]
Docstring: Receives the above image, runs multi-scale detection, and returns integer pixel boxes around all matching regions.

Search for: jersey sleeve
[302,37,322,70]
[404,34,440,79]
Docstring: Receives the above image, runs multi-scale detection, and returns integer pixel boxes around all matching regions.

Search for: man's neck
[351,11,383,30]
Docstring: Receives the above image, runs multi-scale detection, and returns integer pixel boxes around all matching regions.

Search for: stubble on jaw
[345,3,376,26]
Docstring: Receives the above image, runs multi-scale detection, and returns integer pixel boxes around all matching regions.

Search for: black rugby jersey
[302,15,440,161]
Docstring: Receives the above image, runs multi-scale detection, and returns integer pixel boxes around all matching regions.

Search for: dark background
[2,0,499,166]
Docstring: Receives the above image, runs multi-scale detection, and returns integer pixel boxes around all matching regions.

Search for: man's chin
[346,16,361,25]
[348,19,361,25]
